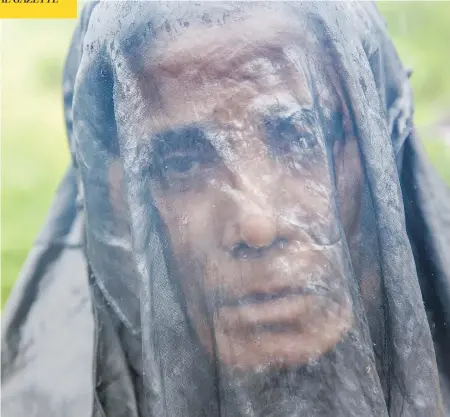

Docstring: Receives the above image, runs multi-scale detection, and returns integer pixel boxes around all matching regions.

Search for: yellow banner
[0,0,77,19]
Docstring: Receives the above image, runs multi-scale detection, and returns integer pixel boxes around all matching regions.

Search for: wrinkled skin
[114,11,365,370]
[4,2,449,417]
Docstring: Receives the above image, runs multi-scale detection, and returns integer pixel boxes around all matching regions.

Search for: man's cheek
[159,206,211,258]
[184,208,216,252]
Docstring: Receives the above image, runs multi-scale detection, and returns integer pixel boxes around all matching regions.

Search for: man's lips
[215,284,346,336]
[216,284,332,308]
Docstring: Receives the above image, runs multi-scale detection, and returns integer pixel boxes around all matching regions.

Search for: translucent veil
[68,2,450,416]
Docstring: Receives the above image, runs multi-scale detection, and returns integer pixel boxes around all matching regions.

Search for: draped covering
[2,2,450,416]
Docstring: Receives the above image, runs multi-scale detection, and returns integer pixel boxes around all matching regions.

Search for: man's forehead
[126,7,349,140]
[136,13,318,131]
[146,10,304,80]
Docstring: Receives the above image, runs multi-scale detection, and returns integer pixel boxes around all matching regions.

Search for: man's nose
[221,179,279,257]
[239,212,277,249]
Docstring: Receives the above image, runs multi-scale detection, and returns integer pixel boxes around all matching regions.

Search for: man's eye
[264,114,317,155]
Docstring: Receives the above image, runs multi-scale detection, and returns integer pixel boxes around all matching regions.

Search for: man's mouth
[217,284,331,308]
[214,282,346,337]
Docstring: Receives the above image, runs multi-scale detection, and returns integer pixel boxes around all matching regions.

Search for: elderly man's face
[141,12,363,370]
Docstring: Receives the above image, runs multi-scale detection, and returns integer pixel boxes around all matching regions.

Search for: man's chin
[211,294,353,370]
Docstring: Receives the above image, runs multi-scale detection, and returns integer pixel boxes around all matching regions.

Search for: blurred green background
[1,2,450,308]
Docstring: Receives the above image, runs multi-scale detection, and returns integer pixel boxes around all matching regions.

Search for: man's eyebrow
[262,106,316,126]
[150,125,209,156]
[263,104,314,115]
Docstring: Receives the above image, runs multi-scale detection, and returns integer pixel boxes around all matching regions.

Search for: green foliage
[378,2,450,123]
[423,140,450,185]
[1,4,450,308]
[1,20,75,306]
